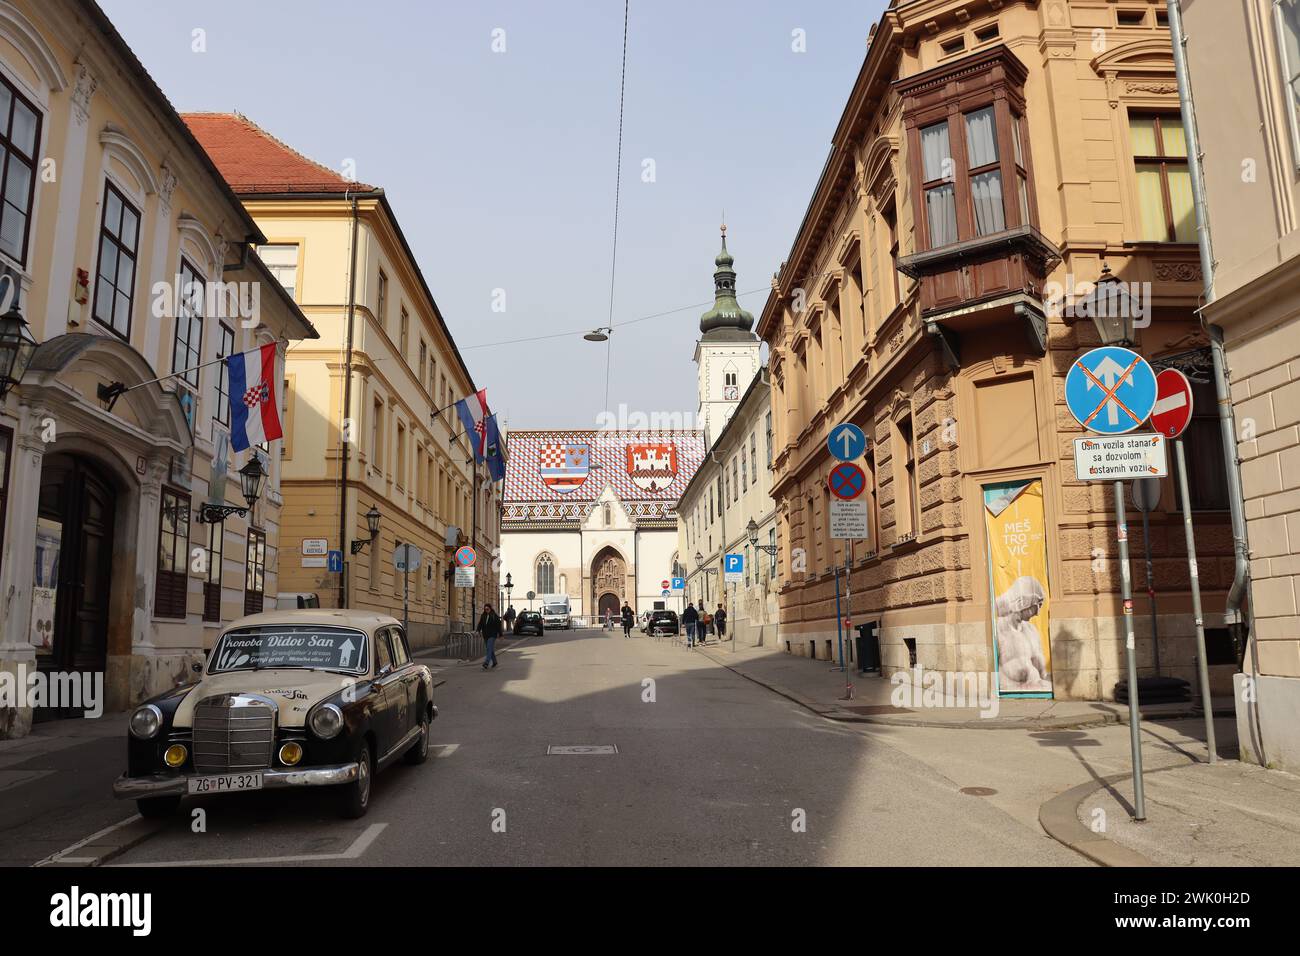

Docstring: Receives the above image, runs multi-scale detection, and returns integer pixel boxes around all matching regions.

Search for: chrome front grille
[192,693,276,773]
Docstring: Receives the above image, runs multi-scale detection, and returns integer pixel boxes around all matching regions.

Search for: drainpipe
[338,192,360,609]
[1166,0,1263,757]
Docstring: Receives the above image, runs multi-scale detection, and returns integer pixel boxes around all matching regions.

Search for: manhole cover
[959,786,998,796]
[547,745,618,755]
[843,705,915,715]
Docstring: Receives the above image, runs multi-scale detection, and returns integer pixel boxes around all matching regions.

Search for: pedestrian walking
[605,608,613,631]
[683,602,699,647]
[621,602,634,638]
[478,603,502,669]
[503,604,516,635]
[715,604,728,642]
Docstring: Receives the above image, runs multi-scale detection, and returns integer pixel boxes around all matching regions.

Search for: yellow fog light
[163,744,188,768]
[279,741,304,766]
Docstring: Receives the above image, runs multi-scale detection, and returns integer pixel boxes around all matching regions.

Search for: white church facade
[500,430,705,621]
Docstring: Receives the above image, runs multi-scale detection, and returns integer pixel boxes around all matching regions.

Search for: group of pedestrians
[681,602,726,648]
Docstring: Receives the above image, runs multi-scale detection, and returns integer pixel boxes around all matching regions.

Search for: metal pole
[844,539,854,699]
[1176,438,1218,763]
[1115,480,1147,820]
[1140,506,1161,674]
[833,562,844,671]
[403,556,410,638]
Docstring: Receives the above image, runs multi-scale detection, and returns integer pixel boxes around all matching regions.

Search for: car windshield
[544,605,567,614]
[209,625,369,676]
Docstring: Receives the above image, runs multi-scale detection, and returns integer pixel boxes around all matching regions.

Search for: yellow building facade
[186,114,499,644]
[759,0,1238,700]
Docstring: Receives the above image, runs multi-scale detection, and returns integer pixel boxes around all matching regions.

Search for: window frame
[155,487,191,619]
[0,73,41,267]
[92,179,141,341]
[1276,0,1300,171]
[1129,111,1194,243]
[203,521,223,622]
[172,256,205,389]
[244,526,266,616]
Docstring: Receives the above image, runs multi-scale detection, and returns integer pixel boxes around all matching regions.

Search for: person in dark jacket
[503,605,516,634]
[479,604,503,669]
[621,603,634,638]
[715,604,728,641]
[682,602,700,647]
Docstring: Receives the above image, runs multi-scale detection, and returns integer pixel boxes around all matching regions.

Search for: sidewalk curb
[1038,776,1157,867]
[35,815,164,868]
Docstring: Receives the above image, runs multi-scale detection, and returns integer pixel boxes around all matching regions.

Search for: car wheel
[136,795,181,819]
[339,742,373,819]
[404,712,431,765]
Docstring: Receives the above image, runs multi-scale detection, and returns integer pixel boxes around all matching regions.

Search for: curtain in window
[1135,164,1168,241]
[971,171,1006,235]
[926,184,958,247]
[921,122,951,181]
[964,107,999,167]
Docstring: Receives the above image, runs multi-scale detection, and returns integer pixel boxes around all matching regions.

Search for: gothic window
[603,503,612,526]
[536,553,556,594]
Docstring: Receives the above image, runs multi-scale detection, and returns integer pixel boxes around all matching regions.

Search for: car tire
[136,795,181,819]
[339,742,373,819]
[404,712,431,765]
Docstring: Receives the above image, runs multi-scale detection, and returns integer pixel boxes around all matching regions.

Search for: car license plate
[187,772,263,794]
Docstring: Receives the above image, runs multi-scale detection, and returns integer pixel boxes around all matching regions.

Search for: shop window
[0,74,40,266]
[244,527,265,615]
[156,488,191,618]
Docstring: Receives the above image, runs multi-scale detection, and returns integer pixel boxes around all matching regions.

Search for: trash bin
[854,622,880,674]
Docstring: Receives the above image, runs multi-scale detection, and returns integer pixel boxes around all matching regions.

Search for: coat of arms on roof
[626,443,677,493]
[539,442,590,494]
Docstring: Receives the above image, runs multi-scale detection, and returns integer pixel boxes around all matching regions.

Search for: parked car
[514,610,544,636]
[275,592,321,610]
[647,610,680,636]
[112,610,436,820]
[639,610,652,633]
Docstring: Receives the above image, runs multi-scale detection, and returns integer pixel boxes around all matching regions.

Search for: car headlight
[309,703,343,740]
[164,743,188,768]
[279,741,304,766]
[129,704,163,740]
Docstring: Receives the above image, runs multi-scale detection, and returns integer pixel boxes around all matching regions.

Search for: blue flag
[484,415,506,482]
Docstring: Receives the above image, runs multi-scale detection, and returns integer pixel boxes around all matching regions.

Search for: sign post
[1155,367,1216,763]
[1066,345,1157,821]
[1132,477,1162,674]
[724,554,744,654]
[394,543,423,637]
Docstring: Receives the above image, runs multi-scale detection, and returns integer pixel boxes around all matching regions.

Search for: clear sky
[100,0,887,430]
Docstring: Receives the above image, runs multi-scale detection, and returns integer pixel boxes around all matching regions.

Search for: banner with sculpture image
[983,479,1053,698]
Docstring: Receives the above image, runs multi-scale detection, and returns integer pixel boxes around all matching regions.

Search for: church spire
[699,224,756,340]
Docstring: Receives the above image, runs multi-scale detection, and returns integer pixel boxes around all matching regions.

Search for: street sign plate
[662,589,670,597]
[302,538,328,556]
[1132,477,1161,512]
[1073,433,1169,481]
[828,462,867,500]
[830,498,869,539]
[1065,346,1158,435]
[670,576,685,591]
[828,422,866,462]
[1151,368,1194,438]
[724,553,743,582]
[302,556,327,568]
[455,545,476,567]
[393,543,423,572]
[327,550,344,574]
[454,566,476,588]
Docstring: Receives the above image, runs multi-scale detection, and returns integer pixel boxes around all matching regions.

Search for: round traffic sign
[1151,368,1194,439]
[828,462,867,500]
[1064,346,1158,435]
[661,579,669,589]
[454,545,476,567]
[828,423,867,462]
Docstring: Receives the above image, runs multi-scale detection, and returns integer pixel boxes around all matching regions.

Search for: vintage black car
[112,610,436,819]
[513,610,544,636]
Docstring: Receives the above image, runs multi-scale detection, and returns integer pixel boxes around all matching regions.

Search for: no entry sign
[828,462,867,500]
[1151,368,1194,438]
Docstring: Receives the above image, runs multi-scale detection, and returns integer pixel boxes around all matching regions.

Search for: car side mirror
[192,661,203,674]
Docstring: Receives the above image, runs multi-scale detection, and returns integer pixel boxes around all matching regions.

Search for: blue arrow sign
[327,550,343,574]
[1065,346,1157,435]
[828,423,866,462]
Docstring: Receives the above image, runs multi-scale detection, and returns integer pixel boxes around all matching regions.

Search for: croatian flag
[226,343,282,452]
[454,389,490,462]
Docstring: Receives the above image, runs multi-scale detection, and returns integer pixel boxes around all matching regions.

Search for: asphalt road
[44,627,1084,866]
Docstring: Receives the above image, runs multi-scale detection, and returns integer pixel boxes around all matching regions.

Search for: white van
[541,594,572,630]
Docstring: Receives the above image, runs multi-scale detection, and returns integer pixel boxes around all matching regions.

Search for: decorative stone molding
[99,124,159,194]
[71,61,98,126]
[1126,81,1177,96]
[1153,260,1202,282]
[158,164,178,214]
[0,2,69,94]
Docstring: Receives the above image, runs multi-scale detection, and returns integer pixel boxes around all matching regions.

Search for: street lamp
[351,505,381,554]
[0,295,37,401]
[1079,262,1137,346]
[747,517,778,555]
[198,456,266,524]
[504,572,513,610]
[583,327,611,342]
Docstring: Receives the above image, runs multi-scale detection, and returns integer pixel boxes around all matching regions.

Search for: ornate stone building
[758,0,1237,699]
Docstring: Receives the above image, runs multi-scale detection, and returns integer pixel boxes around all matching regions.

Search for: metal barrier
[431,630,485,661]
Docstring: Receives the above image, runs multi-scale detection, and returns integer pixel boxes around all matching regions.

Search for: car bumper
[112,762,360,799]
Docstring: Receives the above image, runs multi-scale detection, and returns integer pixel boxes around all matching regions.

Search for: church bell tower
[694,225,761,449]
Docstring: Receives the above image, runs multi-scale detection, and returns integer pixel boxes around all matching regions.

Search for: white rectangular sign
[830,498,870,540]
[1074,432,1168,481]
[454,566,476,588]
[301,556,327,568]
[302,538,329,556]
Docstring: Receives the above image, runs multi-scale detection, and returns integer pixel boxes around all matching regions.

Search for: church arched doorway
[597,592,621,620]
[590,546,627,615]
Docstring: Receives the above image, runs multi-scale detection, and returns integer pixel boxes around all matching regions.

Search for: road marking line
[112,822,389,867]
[431,744,459,757]
[33,813,144,867]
